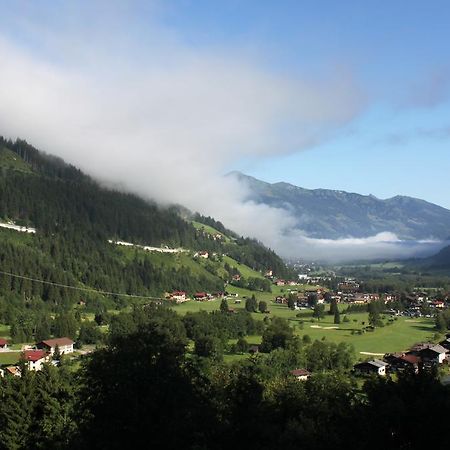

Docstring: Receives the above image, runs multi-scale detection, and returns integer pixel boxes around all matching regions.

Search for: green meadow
[173,298,437,358]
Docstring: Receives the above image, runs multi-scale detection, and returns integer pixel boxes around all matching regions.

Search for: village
[0,337,74,377]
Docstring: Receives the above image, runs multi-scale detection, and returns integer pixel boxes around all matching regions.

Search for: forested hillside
[0,137,293,318]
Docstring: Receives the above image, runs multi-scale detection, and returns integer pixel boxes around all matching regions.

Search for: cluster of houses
[166,290,227,304]
[354,336,450,377]
[0,337,74,377]
[275,289,327,308]
[264,269,304,287]
[193,251,210,259]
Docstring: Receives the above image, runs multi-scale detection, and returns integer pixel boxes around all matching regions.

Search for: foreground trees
[1,305,449,450]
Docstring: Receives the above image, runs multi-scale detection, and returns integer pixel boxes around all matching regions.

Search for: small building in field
[384,353,420,373]
[419,344,447,364]
[168,291,188,303]
[37,337,74,355]
[22,350,49,371]
[290,368,311,381]
[431,300,445,309]
[5,366,21,377]
[0,338,8,350]
[354,359,387,376]
[440,337,450,352]
[194,292,208,301]
[194,251,209,259]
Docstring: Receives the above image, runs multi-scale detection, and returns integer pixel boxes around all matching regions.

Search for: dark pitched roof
[401,354,420,364]
[23,350,47,362]
[290,369,311,377]
[39,337,74,348]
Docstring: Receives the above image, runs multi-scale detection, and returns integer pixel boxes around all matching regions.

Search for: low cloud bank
[272,231,447,263]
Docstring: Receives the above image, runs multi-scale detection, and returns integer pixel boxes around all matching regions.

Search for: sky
[0,0,449,261]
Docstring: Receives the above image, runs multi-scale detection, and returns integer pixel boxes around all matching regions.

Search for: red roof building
[290,369,311,380]
[23,350,47,362]
[0,338,8,348]
[22,350,49,371]
[37,337,74,355]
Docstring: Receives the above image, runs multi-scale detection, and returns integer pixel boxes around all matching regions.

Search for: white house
[419,344,447,364]
[0,338,8,350]
[168,291,188,303]
[23,350,49,371]
[290,368,311,381]
[37,337,74,355]
[354,359,388,376]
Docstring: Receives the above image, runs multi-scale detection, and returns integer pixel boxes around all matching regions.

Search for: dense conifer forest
[0,137,292,304]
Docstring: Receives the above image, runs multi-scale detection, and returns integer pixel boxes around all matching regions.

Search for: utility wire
[0,269,166,301]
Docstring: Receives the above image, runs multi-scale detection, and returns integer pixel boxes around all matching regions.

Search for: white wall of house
[28,358,46,371]
[49,344,74,355]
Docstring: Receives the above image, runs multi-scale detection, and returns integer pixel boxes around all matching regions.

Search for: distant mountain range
[230,171,450,241]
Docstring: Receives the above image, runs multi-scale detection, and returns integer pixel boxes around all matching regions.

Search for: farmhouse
[0,338,8,350]
[290,368,311,381]
[384,353,420,373]
[168,291,188,303]
[419,344,447,364]
[354,359,387,376]
[23,350,49,371]
[37,337,74,355]
[440,337,450,351]
[5,366,20,377]
[194,292,208,300]
[194,251,209,259]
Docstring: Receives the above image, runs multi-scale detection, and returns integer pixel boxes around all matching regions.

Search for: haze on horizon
[0,0,449,262]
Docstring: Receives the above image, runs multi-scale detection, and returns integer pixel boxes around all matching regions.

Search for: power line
[0,270,166,301]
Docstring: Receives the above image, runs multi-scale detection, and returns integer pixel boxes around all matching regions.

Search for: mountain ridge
[229,171,450,241]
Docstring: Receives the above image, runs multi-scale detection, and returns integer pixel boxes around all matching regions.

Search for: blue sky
[0,0,449,209]
[160,0,450,206]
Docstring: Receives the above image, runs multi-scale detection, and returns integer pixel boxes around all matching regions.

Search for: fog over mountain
[230,172,450,241]
[0,4,447,263]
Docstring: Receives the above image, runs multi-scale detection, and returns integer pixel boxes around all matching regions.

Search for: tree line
[1,304,449,449]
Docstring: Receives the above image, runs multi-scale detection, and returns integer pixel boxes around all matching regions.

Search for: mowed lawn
[173,299,437,358]
[0,352,20,365]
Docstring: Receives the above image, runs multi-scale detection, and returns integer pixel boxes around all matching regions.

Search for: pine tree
[220,298,229,313]
[334,308,341,324]
[258,301,267,313]
[329,298,338,315]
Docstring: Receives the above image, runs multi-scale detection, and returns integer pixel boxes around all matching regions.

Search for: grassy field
[0,147,34,174]
[0,352,20,365]
[173,298,437,358]
[191,221,231,242]
[117,247,222,285]
[222,255,265,279]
